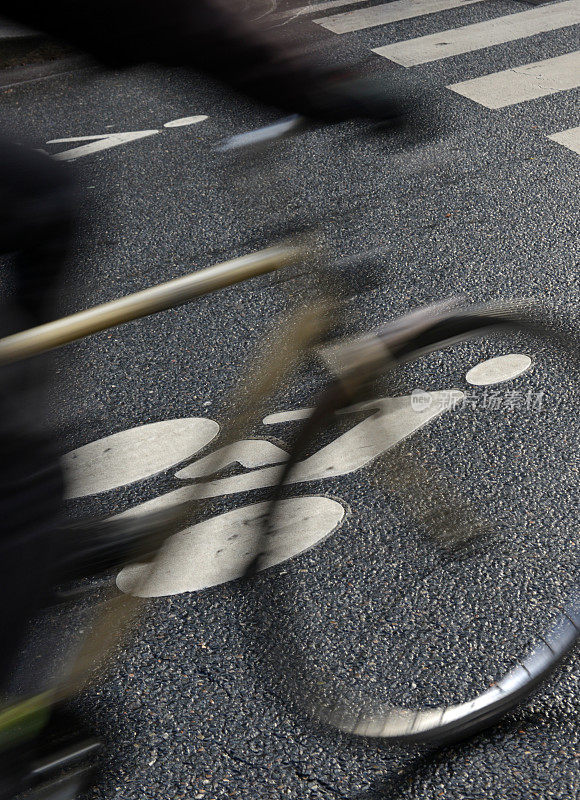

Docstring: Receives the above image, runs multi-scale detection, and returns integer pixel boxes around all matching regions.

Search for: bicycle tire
[250,301,579,745]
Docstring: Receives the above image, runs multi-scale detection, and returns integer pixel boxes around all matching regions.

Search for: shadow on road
[352,712,545,800]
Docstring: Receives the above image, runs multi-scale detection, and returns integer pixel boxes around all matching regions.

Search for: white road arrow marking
[47,130,161,161]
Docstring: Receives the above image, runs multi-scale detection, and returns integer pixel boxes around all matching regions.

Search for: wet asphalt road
[0,0,579,797]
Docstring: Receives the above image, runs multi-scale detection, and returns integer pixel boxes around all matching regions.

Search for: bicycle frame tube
[0,243,304,365]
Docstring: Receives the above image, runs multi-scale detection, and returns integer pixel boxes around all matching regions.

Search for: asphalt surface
[0,0,579,797]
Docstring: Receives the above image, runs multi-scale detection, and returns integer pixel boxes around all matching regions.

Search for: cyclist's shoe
[267,66,443,144]
[0,701,100,800]
[302,72,407,126]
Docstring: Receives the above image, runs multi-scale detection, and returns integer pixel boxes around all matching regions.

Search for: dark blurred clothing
[0,140,73,692]
[0,0,318,702]
[0,0,411,762]
[1,0,330,117]
[0,0,323,696]
[1,0,409,124]
[0,139,74,323]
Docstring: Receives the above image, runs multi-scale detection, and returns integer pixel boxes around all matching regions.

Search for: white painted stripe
[448,51,580,108]
[372,1,580,66]
[316,0,483,35]
[48,135,114,143]
[548,125,580,155]
[164,115,208,128]
[276,0,368,20]
[50,130,160,161]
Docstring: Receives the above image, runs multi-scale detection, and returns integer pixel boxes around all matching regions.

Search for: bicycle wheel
[248,301,579,744]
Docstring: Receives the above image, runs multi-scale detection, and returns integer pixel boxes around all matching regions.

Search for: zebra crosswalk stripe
[548,126,580,155]
[315,0,484,35]
[447,51,580,108]
[277,0,368,20]
[371,0,580,66]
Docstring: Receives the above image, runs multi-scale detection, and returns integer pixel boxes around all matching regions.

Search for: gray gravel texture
[0,0,578,797]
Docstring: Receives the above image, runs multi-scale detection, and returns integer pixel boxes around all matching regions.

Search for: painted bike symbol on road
[62,353,532,596]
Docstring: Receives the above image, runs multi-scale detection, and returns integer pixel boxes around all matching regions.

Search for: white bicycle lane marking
[113,390,460,597]
[63,353,532,596]
[47,115,208,161]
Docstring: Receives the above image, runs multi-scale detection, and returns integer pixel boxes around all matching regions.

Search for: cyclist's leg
[0,137,75,324]
[0,139,75,797]
[0,139,74,694]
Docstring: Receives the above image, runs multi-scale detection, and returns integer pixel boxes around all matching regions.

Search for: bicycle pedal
[21,763,95,800]
[30,738,101,782]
